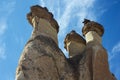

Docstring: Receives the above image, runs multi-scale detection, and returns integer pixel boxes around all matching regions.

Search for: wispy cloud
[109,41,120,80]
[112,42,120,53]
[59,0,96,33]
[0,1,16,35]
[0,43,6,59]
[0,1,16,60]
[37,1,118,79]
[0,19,7,60]
[39,0,97,35]
[109,42,120,60]
[0,19,7,36]
[38,0,105,55]
[109,42,120,61]
[39,0,45,7]
[0,1,16,17]
[108,41,120,61]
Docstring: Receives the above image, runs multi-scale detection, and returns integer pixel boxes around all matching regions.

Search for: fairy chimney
[64,30,86,58]
[82,19,116,80]
[27,5,59,44]
[82,19,104,44]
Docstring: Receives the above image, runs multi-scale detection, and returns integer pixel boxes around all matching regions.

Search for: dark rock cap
[82,19,104,36]
[27,5,59,33]
[64,30,86,49]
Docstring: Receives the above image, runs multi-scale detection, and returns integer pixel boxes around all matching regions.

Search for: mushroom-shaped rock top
[27,5,59,33]
[64,30,86,50]
[82,19,104,36]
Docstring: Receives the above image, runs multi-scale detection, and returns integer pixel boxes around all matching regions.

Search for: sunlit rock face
[64,30,86,58]
[15,5,116,80]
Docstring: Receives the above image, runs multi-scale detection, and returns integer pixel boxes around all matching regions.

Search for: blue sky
[0,0,120,80]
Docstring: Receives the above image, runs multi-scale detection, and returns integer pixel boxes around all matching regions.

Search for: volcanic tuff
[15,5,116,80]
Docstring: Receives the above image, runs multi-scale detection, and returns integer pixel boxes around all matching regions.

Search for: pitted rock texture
[16,35,74,80]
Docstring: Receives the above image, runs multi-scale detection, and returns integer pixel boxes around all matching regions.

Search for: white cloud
[0,20,7,36]
[0,19,7,60]
[39,0,45,7]
[58,2,71,31]
[0,1,16,60]
[15,36,24,47]
[0,1,16,36]
[109,42,120,80]
[39,0,96,33]
[38,0,105,55]
[0,1,16,17]
[0,43,6,59]
[108,42,120,61]
[112,42,120,53]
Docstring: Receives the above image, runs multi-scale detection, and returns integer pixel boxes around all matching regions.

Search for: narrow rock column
[82,19,116,80]
[64,30,86,58]
[16,5,60,80]
[82,19,104,44]
[27,5,59,44]
[16,5,75,80]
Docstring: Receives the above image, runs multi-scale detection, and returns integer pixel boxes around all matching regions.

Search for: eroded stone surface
[64,30,86,58]
[32,18,58,44]
[16,35,74,80]
[64,30,86,49]
[82,19,104,37]
[85,41,116,80]
[16,5,116,80]
[27,5,59,33]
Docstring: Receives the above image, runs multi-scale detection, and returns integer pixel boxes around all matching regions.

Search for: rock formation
[15,5,116,80]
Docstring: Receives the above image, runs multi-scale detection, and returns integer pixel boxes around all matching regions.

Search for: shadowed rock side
[16,5,116,80]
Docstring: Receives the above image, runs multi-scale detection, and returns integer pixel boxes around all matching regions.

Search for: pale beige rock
[82,19,104,37]
[64,30,86,58]
[85,41,115,80]
[32,17,58,44]
[16,70,25,80]
[27,5,59,33]
[16,6,116,80]
[67,41,85,58]
[16,35,74,80]
[16,5,75,80]
[85,31,101,43]
[82,19,104,44]
[81,19,115,80]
